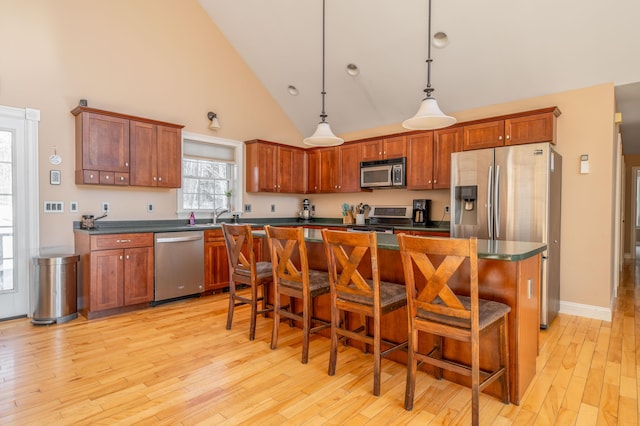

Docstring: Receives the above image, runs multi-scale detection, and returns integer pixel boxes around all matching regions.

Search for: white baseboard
[559,301,612,322]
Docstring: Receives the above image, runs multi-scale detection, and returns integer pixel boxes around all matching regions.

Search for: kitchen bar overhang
[254,228,545,405]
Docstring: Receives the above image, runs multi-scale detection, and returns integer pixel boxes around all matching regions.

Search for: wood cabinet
[74,232,154,319]
[130,121,182,188]
[395,229,450,237]
[204,229,263,291]
[316,143,362,193]
[406,127,462,190]
[72,107,183,187]
[361,136,406,161]
[73,110,130,185]
[463,107,560,151]
[245,140,306,193]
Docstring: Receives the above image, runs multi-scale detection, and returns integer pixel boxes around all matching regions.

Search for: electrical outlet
[271,204,276,212]
[102,202,110,212]
[244,204,252,212]
[70,201,79,213]
[147,203,154,213]
[444,205,450,214]
[44,201,64,213]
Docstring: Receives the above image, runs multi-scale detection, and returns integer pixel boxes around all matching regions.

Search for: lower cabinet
[75,232,154,319]
[395,229,450,237]
[204,229,263,291]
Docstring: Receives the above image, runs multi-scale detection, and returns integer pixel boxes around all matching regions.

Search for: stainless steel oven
[346,205,413,233]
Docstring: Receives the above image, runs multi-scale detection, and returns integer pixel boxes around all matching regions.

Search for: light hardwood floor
[1,261,638,425]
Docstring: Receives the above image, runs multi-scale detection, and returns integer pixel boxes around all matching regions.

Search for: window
[178,132,243,216]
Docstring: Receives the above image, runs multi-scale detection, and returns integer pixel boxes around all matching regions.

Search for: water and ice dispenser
[453,185,478,226]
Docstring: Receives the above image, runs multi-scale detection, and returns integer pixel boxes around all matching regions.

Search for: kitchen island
[255,228,545,405]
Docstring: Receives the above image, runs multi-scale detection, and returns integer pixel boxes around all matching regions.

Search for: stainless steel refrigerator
[450,142,562,328]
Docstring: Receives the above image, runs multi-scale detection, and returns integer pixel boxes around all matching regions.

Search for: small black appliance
[412,199,431,227]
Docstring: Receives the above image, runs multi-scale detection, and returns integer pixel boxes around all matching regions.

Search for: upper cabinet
[72,107,183,187]
[361,136,406,161]
[406,127,463,190]
[312,143,363,193]
[130,121,182,188]
[463,107,560,151]
[245,140,306,193]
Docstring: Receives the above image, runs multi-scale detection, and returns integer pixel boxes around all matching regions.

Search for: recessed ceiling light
[432,31,449,48]
[288,85,299,96]
[346,63,359,76]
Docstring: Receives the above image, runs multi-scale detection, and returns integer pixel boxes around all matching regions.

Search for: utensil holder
[343,211,354,224]
[355,214,365,225]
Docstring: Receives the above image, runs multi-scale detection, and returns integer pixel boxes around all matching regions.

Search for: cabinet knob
[498,136,503,141]
[120,176,124,181]
[105,175,109,180]
[428,180,432,184]
[379,151,382,155]
[153,176,157,181]
[433,180,437,184]
[506,134,511,140]
[125,162,129,167]
[119,255,123,260]
[126,255,130,260]
[158,177,162,182]
[89,174,94,179]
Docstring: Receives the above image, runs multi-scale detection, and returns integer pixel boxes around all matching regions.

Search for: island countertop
[253,228,546,262]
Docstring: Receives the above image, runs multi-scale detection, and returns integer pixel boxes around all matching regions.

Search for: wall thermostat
[580,154,589,174]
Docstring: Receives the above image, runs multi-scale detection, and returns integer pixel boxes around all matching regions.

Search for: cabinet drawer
[91,233,153,250]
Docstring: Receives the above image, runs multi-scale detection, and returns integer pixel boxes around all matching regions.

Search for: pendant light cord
[320,0,328,123]
[424,0,434,99]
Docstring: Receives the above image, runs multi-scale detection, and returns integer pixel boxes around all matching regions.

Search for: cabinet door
[361,139,383,161]
[246,142,277,192]
[205,239,230,291]
[129,120,157,187]
[89,249,124,311]
[505,112,555,146]
[277,146,306,193]
[383,136,406,159]
[463,120,505,150]
[339,143,362,192]
[156,125,182,188]
[81,113,130,173]
[123,246,154,305]
[307,150,320,193]
[318,147,339,193]
[432,127,463,189]
[406,132,434,190]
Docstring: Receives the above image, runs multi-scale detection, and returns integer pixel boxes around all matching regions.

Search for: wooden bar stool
[397,234,510,426]
[221,223,273,341]
[321,229,407,396]
[265,225,330,364]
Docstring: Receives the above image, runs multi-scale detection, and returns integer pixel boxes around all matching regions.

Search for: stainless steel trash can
[32,254,79,325]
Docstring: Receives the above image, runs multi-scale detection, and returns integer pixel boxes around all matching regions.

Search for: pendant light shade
[403,0,456,131]
[402,98,456,130]
[303,0,344,147]
[304,122,344,146]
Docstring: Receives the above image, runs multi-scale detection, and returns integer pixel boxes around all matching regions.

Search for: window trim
[177,131,243,217]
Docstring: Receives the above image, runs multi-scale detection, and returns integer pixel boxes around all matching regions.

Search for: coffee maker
[299,198,314,222]
[412,199,431,227]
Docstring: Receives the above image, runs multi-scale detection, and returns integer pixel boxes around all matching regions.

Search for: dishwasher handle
[156,234,203,244]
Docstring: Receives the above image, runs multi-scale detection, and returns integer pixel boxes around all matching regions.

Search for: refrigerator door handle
[487,165,494,239]
[494,164,501,239]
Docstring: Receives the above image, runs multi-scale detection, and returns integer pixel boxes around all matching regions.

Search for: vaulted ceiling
[199,0,640,152]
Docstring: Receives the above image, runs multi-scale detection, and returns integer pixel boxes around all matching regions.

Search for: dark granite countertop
[72,218,451,235]
[252,228,546,262]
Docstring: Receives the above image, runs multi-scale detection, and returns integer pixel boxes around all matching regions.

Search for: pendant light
[303,0,344,147]
[403,0,456,130]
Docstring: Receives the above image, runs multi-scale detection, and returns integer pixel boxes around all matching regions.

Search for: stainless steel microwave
[360,157,406,188]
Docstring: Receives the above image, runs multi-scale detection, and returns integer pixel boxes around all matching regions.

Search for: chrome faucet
[213,208,228,224]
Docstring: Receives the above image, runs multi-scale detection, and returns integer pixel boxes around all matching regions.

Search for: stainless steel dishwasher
[154,231,204,303]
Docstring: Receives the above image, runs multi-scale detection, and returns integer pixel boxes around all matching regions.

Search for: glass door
[0,106,39,320]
